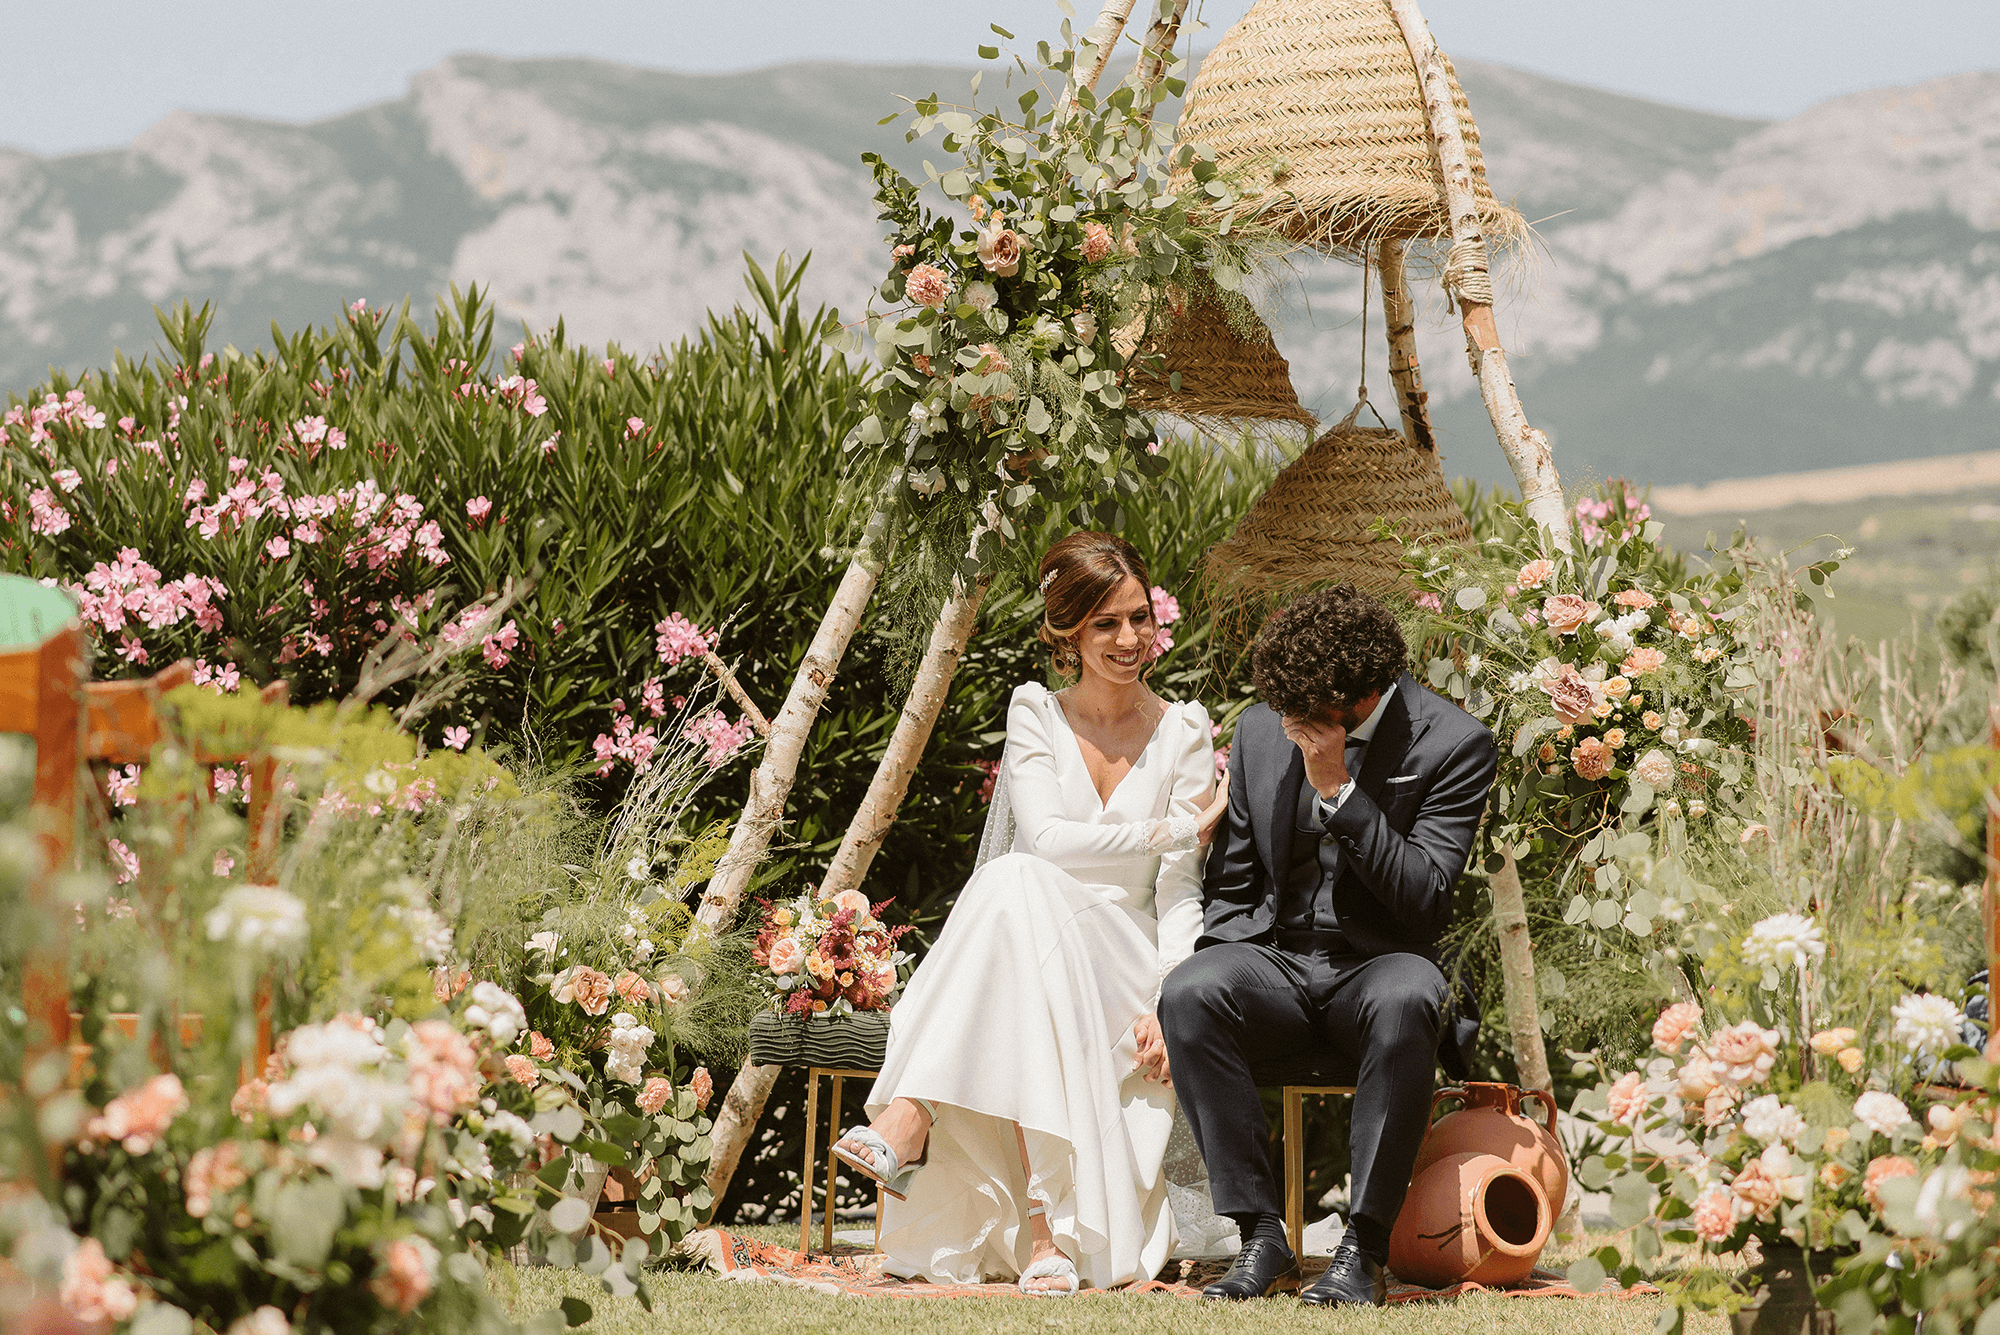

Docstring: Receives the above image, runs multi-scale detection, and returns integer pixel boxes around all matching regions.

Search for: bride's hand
[1196,769,1230,846]
[1132,1012,1171,1086]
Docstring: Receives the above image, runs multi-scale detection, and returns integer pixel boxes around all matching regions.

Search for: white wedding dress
[865,681,1214,1290]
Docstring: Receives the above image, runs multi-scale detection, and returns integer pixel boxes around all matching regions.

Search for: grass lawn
[492,1225,1738,1334]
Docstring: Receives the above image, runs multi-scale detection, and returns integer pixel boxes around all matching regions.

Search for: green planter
[747,1010,892,1069]
[1730,1242,1839,1335]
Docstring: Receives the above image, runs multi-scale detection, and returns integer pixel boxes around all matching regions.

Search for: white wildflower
[463,982,526,1046]
[1853,1090,1912,1138]
[1889,993,1966,1055]
[204,884,309,957]
[1741,912,1826,973]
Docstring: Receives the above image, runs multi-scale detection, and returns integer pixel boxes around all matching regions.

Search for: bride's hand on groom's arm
[1195,770,1230,846]
[1132,1013,1172,1086]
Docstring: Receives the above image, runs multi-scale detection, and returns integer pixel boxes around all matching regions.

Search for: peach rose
[1606,1072,1648,1124]
[1516,559,1554,589]
[529,1031,554,1060]
[552,966,613,1016]
[1542,593,1596,634]
[1538,664,1598,724]
[1602,675,1631,699]
[1652,1002,1703,1055]
[1642,710,1664,729]
[1690,1187,1735,1242]
[767,936,805,975]
[1613,589,1657,609]
[1820,1160,1853,1189]
[1837,1046,1864,1073]
[614,971,655,1004]
[1602,728,1627,750]
[977,223,1022,277]
[1080,221,1113,263]
[1710,1020,1781,1086]
[1729,1156,1785,1220]
[658,973,689,1006]
[1633,749,1674,788]
[370,1236,440,1315]
[504,1055,539,1087]
[905,263,950,309]
[832,888,872,921]
[1863,1155,1918,1211]
[1677,1049,1719,1102]
[1570,737,1613,781]
[691,1066,713,1111]
[638,1077,674,1115]
[1623,646,1667,676]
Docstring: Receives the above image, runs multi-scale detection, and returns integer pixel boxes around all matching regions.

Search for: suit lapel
[1356,674,1432,805]
[1247,708,1303,887]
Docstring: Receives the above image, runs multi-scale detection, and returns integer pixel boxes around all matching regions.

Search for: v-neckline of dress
[1050,690,1173,814]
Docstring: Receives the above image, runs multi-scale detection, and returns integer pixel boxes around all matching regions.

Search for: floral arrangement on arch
[753,889,913,1017]
[1562,904,1995,1323]
[838,19,1280,580]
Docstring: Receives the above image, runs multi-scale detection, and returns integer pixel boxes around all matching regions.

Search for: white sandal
[831,1098,936,1201]
[1018,1203,1081,1297]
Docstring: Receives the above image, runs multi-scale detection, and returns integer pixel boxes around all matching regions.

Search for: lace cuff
[1145,814,1201,854]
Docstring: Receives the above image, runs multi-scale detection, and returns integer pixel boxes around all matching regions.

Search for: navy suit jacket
[1198,672,1499,964]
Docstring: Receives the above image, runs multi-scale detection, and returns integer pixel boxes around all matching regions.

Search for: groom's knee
[1158,950,1241,1037]
[1358,954,1448,1041]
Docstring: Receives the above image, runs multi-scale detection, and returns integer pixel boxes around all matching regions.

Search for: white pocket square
[1385,775,1422,784]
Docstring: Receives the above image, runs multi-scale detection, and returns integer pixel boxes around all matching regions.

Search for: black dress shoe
[1203,1237,1300,1299]
[1299,1234,1387,1307]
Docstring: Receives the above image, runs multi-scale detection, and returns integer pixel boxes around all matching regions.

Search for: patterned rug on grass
[681,1230,1661,1302]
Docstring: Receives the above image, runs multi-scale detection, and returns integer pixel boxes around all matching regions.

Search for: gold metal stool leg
[824,1073,845,1254]
[800,1067,822,1255]
[1284,1087,1305,1262]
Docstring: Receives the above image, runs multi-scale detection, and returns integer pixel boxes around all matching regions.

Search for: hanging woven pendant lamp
[1121,277,1317,431]
[1171,0,1522,256]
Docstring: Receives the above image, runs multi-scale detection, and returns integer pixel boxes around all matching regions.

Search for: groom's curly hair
[1251,584,1407,719]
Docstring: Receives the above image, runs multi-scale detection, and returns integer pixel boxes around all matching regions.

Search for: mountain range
[2,49,1996,487]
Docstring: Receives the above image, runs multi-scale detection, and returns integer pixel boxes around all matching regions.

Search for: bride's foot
[832,1098,934,1199]
[1019,1204,1080,1296]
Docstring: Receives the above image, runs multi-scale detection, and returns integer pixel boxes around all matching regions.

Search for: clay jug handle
[1429,1085,1468,1122]
[1521,1086,1558,1133]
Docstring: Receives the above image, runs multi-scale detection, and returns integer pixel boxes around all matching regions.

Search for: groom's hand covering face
[1282,705,1352,800]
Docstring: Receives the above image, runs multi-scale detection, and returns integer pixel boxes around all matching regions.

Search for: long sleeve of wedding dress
[864,680,1216,1291]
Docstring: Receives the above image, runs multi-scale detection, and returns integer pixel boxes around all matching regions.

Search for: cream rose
[1633,749,1674,788]
[977,223,1022,277]
[767,935,805,975]
[1542,593,1596,634]
[1537,664,1598,724]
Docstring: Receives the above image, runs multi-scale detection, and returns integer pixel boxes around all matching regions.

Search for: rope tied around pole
[1441,237,1493,307]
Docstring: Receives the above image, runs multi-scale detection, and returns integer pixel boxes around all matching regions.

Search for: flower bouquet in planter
[745,889,913,1070]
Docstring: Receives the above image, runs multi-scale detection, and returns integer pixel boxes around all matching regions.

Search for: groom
[1159,584,1498,1306]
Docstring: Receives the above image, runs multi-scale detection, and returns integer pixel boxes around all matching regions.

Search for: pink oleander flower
[1148,625,1174,661]
[404,1020,481,1124]
[52,467,82,492]
[1414,591,1443,612]
[60,1237,139,1324]
[654,612,716,666]
[1690,1187,1735,1242]
[1537,663,1598,725]
[906,263,951,309]
[552,966,613,1016]
[1570,737,1613,781]
[1623,646,1667,676]
[683,709,754,768]
[370,1236,440,1315]
[504,1054,539,1087]
[976,223,1022,276]
[1653,1002,1703,1055]
[466,496,492,523]
[481,619,519,669]
[638,1077,674,1114]
[86,1071,188,1154]
[1150,586,1180,627]
[1862,1154,1918,1210]
[973,756,1000,802]
[1710,1020,1782,1087]
[1214,744,1230,778]
[442,726,470,751]
[613,971,656,1004]
[1542,593,1596,634]
[691,1066,713,1110]
[1080,221,1113,263]
[529,1031,554,1061]
[1605,1071,1648,1124]
[626,417,647,440]
[1516,559,1554,589]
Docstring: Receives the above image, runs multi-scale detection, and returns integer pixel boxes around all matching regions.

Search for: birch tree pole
[1388,0,1559,1093]
[701,0,1179,1208]
[1376,238,1434,452]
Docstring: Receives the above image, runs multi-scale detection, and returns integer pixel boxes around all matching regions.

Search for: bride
[833,531,1226,1294]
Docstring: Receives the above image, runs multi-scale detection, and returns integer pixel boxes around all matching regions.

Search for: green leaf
[1566,1256,1607,1294]
[561,1297,594,1327]
[270,1178,345,1267]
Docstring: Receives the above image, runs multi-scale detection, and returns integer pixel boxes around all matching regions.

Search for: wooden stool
[798,1065,885,1255]
[1280,1084,1355,1261]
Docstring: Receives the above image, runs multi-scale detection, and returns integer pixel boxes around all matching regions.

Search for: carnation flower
[1889,992,1966,1055]
[905,263,951,309]
[963,280,998,311]
[973,343,1010,376]
[1863,1154,1918,1209]
[1652,1002,1702,1055]
[1633,749,1674,787]
[1542,593,1597,634]
[1741,1094,1806,1145]
[691,1066,714,1110]
[371,1236,440,1315]
[1741,912,1826,973]
[1080,221,1113,263]
[976,223,1022,276]
[1837,1046,1865,1074]
[184,1140,251,1218]
[1690,1187,1735,1242]
[638,1077,674,1114]
[1622,646,1667,676]
[1710,1020,1782,1087]
[403,1020,481,1124]
[503,1055,539,1086]
[529,1031,554,1060]
[1605,1071,1648,1124]
[1613,589,1657,609]
[1570,737,1613,781]
[1854,1091,1912,1137]
[613,970,656,1004]
[1515,559,1554,589]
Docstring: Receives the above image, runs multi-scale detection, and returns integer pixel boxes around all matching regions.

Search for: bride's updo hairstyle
[1036,532,1153,678]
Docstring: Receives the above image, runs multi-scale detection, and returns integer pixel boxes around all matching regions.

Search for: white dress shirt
[1316,680,1398,819]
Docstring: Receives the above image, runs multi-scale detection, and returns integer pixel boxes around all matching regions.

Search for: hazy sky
[6,0,1997,156]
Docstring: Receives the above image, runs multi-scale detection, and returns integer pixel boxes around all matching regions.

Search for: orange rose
[1570,737,1613,781]
[552,966,613,1016]
[614,971,655,1004]
[1516,559,1554,589]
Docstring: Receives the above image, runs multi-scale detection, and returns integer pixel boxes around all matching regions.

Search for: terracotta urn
[1387,1151,1551,1288]
[1409,1082,1569,1222]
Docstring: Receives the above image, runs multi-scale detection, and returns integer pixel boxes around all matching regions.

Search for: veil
[972,742,1016,869]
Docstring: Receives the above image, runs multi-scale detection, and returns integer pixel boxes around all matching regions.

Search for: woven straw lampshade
[1172,0,1523,255]
[1205,420,1472,605]
[1121,281,1316,431]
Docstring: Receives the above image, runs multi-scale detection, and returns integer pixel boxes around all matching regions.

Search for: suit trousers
[1159,941,1447,1234]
